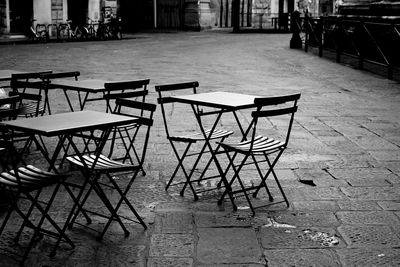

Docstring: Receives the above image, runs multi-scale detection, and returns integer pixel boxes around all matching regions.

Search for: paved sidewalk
[0,29,399,266]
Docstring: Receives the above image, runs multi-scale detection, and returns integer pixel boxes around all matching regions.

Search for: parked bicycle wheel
[35,24,48,42]
[57,23,70,41]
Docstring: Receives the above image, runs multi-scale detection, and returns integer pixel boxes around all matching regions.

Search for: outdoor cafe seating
[155,81,233,200]
[0,69,300,265]
[0,70,156,265]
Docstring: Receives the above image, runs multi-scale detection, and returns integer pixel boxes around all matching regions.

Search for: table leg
[190,105,237,210]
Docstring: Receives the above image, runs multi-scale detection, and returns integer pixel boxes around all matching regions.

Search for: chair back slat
[10,80,44,89]
[252,106,298,118]
[155,81,199,92]
[11,70,52,80]
[0,95,20,106]
[105,79,150,90]
[103,79,149,113]
[41,71,80,81]
[116,98,157,112]
[9,91,42,101]
[104,90,148,100]
[254,93,301,106]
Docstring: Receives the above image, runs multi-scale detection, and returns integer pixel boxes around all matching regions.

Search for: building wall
[33,0,52,25]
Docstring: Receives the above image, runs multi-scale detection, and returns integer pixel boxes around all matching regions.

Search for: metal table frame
[1,110,139,256]
[168,91,261,210]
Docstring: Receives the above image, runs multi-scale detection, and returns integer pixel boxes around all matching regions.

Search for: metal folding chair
[65,99,156,239]
[0,140,74,265]
[40,71,80,115]
[217,93,301,214]
[10,71,53,118]
[155,82,233,200]
[103,80,149,174]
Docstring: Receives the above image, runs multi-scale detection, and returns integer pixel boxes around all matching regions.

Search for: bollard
[290,10,302,49]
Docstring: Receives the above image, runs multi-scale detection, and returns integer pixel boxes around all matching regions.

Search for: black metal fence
[292,15,400,79]
[218,0,290,31]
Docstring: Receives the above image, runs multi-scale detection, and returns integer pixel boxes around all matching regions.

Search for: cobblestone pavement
[0,29,400,266]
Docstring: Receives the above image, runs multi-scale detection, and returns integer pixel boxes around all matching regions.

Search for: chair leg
[165,142,191,189]
[99,171,146,239]
[253,151,290,207]
[0,192,18,236]
[14,189,42,243]
[180,141,210,196]
[19,184,62,264]
[218,152,249,211]
[89,178,130,238]
[166,142,199,200]
[250,154,273,201]
[51,177,91,257]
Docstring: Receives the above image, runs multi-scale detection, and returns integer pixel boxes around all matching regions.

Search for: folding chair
[40,71,80,115]
[0,140,74,265]
[217,93,301,214]
[155,82,234,200]
[0,95,28,145]
[103,79,149,173]
[66,99,156,239]
[10,71,53,118]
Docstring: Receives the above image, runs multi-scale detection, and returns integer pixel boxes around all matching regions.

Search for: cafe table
[168,91,262,210]
[49,78,112,111]
[1,110,140,255]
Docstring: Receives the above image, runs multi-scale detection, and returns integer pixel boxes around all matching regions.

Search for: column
[184,0,212,30]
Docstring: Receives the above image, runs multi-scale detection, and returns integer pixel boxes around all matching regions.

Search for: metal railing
[292,14,400,79]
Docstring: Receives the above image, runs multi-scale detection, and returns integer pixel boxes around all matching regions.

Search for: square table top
[0,70,24,81]
[168,91,262,110]
[1,110,137,136]
[50,79,107,93]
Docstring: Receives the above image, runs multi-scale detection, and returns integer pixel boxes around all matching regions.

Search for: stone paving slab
[336,211,400,225]
[0,31,400,266]
[340,186,400,200]
[336,248,400,267]
[338,225,400,247]
[149,234,194,257]
[260,227,344,249]
[197,228,262,264]
[264,249,341,267]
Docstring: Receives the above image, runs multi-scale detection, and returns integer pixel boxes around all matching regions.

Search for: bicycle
[108,17,122,40]
[96,17,122,40]
[57,19,83,41]
[81,17,98,40]
[27,19,48,42]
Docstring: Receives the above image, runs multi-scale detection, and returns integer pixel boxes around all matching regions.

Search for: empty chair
[10,71,53,118]
[0,95,29,147]
[66,99,156,239]
[40,71,80,114]
[217,93,301,214]
[155,81,233,200]
[0,140,74,265]
[103,79,150,171]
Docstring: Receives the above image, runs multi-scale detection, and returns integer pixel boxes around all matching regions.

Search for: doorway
[10,0,33,33]
[67,0,88,26]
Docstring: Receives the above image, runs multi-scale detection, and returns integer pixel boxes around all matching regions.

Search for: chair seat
[18,103,45,117]
[219,135,285,155]
[0,165,62,191]
[66,154,138,172]
[114,122,140,130]
[170,129,233,143]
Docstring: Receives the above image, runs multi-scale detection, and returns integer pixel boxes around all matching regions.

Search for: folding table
[49,79,112,111]
[1,110,139,256]
[168,91,261,209]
